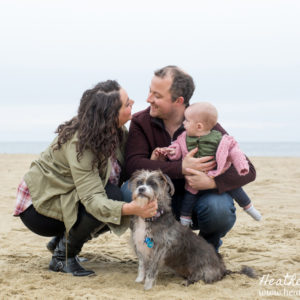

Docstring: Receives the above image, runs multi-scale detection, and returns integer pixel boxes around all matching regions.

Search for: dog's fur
[129,169,255,290]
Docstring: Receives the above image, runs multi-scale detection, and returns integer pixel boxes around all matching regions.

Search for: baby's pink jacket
[168,132,249,194]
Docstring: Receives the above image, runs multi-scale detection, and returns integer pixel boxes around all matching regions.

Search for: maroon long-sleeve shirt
[125,107,256,194]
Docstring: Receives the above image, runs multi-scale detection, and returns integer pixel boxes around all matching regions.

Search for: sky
[0,0,299,142]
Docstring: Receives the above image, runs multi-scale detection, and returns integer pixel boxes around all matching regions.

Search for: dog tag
[144,237,154,248]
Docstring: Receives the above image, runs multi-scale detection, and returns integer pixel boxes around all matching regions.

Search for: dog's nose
[138,187,146,193]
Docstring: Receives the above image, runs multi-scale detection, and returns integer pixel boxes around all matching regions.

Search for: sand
[0,154,299,300]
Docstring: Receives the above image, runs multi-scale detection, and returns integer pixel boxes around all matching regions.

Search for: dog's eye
[146,179,157,189]
[136,180,143,186]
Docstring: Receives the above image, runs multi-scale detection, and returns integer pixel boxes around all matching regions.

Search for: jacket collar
[148,108,185,140]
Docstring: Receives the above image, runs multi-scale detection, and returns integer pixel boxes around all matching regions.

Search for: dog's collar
[145,209,164,222]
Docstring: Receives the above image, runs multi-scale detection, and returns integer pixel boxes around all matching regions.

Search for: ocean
[0,141,299,156]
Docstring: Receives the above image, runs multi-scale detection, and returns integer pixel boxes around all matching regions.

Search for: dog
[129,169,255,290]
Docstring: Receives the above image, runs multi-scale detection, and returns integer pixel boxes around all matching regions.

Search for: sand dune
[1,154,299,299]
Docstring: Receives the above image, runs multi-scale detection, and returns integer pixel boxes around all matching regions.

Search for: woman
[14,80,157,277]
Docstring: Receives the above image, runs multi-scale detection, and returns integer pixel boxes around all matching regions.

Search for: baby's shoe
[244,205,262,221]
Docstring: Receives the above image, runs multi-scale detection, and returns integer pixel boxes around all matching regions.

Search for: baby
[152,102,261,227]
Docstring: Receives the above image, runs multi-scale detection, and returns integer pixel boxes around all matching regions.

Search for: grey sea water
[239,142,300,157]
[0,141,299,156]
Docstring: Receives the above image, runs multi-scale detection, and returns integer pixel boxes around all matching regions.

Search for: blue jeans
[121,181,236,252]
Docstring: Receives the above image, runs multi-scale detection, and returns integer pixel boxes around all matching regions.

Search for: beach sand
[0,154,299,300]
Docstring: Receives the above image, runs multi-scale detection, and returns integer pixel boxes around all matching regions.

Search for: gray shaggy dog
[129,169,255,290]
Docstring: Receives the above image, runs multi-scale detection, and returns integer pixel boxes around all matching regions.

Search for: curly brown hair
[53,80,123,169]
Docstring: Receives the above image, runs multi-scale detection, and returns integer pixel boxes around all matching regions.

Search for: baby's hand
[150,148,168,161]
[165,147,175,156]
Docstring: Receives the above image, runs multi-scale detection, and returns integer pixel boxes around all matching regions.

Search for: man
[123,66,256,251]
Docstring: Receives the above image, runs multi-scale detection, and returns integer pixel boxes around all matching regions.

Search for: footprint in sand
[282,232,297,239]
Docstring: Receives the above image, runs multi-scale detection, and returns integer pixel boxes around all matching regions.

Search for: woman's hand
[185,168,217,190]
[122,200,158,218]
[182,148,216,175]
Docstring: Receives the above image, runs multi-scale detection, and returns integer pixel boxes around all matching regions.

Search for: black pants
[20,182,123,237]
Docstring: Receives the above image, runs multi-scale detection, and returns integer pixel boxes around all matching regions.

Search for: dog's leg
[144,249,166,290]
[144,271,157,290]
[135,253,145,283]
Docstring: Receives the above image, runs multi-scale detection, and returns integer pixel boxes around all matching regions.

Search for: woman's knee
[20,205,65,237]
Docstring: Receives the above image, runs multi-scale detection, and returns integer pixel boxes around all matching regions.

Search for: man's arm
[183,123,256,194]
[125,116,183,180]
[214,158,256,194]
[213,123,256,193]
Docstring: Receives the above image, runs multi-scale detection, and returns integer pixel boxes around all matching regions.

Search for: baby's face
[183,108,199,136]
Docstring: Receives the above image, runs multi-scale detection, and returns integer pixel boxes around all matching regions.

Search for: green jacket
[24,127,129,235]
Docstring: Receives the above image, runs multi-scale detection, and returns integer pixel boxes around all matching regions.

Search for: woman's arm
[65,137,157,223]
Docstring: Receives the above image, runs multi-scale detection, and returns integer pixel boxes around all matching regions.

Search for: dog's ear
[159,170,175,196]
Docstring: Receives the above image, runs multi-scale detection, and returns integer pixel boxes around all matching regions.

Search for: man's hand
[182,148,216,175]
[185,168,217,190]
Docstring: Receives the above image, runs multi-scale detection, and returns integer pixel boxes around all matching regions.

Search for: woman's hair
[53,80,123,169]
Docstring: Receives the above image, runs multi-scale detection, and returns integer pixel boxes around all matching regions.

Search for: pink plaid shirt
[13,179,32,216]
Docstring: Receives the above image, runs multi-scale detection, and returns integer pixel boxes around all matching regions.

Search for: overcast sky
[0,0,299,142]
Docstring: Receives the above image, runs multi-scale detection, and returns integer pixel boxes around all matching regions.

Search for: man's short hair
[154,65,195,106]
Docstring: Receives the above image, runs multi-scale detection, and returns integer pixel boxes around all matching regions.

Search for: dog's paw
[135,275,144,283]
[181,279,195,286]
[181,280,189,286]
[144,278,154,290]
